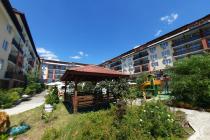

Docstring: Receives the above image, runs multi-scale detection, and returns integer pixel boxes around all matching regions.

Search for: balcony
[142,65,149,72]
[172,33,200,47]
[173,44,203,56]
[134,58,149,66]
[5,71,25,81]
[110,61,121,68]
[12,39,23,54]
[134,67,141,73]
[8,54,17,64]
[28,58,34,67]
[208,39,210,47]
[114,65,122,71]
[203,29,210,37]
[133,51,148,60]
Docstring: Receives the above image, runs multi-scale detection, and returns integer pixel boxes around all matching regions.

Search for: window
[0,59,4,70]
[162,59,171,65]
[161,50,170,57]
[134,67,141,73]
[61,66,66,70]
[208,39,210,47]
[6,24,12,34]
[160,42,168,49]
[150,54,157,61]
[48,65,54,69]
[2,40,8,51]
[151,62,158,67]
[149,47,156,53]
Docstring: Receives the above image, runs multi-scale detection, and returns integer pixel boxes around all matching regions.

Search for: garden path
[1,90,46,115]
[173,108,210,140]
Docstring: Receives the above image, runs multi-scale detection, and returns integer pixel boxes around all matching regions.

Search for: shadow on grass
[63,101,112,114]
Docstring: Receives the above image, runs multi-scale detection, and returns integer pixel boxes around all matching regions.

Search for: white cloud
[37,47,59,61]
[70,51,88,60]
[70,55,82,59]
[160,13,178,24]
[79,51,84,56]
[154,29,163,37]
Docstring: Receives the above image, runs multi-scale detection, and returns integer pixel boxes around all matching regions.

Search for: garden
[0,74,45,109]
[2,54,210,139]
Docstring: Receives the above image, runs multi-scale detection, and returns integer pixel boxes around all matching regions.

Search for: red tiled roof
[70,65,127,75]
[61,65,129,81]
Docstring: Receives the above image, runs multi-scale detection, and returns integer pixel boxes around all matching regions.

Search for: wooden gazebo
[61,65,129,113]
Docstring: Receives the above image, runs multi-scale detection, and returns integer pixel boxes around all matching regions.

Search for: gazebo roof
[61,65,129,82]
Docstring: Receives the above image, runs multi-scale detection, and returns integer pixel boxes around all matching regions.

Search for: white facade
[0,0,40,88]
[148,41,174,71]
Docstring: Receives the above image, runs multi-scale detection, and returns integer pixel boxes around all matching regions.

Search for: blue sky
[11,0,210,64]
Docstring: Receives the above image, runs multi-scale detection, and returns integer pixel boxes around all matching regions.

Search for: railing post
[73,81,78,113]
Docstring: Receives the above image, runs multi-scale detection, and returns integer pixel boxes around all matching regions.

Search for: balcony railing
[114,65,122,71]
[208,40,210,48]
[12,39,23,54]
[134,59,149,66]
[28,58,34,67]
[110,61,121,68]
[5,71,25,81]
[133,51,148,60]
[173,45,203,56]
[134,67,141,73]
[172,34,200,47]
[142,65,149,72]
[8,54,17,64]
[203,30,210,37]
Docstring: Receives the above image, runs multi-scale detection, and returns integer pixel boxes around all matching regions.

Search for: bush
[119,101,185,139]
[25,83,43,95]
[45,86,59,105]
[0,89,21,108]
[169,54,210,108]
[43,102,186,140]
[8,88,24,96]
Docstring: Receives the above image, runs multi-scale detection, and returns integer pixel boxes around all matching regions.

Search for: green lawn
[10,103,76,140]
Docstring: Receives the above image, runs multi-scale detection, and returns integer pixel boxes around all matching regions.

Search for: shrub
[8,88,24,96]
[45,86,59,105]
[24,85,36,95]
[119,101,185,139]
[41,111,57,123]
[43,102,186,140]
[0,89,21,108]
[169,54,210,108]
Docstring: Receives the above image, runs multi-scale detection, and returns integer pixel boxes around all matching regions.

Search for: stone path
[1,91,46,115]
[174,108,210,140]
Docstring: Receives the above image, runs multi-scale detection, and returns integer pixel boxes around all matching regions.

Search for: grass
[10,103,76,140]
[9,102,194,140]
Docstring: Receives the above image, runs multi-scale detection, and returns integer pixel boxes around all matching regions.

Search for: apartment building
[41,59,86,83]
[0,0,40,88]
[101,14,210,76]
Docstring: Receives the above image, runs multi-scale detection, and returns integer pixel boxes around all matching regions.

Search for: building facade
[101,14,210,76]
[0,0,40,88]
[41,59,86,83]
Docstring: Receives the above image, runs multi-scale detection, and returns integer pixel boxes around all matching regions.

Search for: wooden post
[64,81,67,101]
[73,81,78,113]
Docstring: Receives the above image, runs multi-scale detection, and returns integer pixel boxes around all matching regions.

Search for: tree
[168,54,210,108]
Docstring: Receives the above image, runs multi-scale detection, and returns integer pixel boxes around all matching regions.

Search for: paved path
[174,108,210,140]
[1,91,46,116]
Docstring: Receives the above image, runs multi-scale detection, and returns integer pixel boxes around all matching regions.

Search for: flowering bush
[120,101,185,139]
